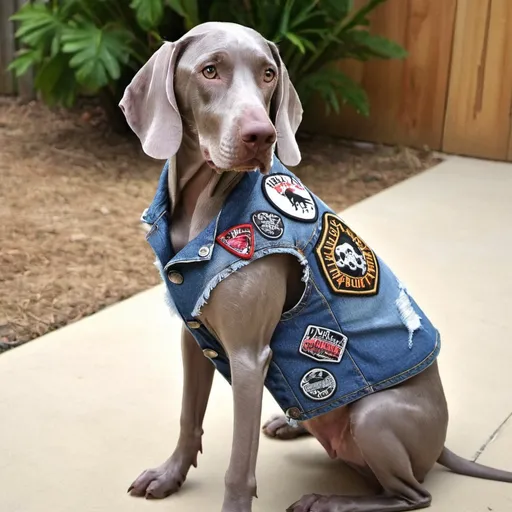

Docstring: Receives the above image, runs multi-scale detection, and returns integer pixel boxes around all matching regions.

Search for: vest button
[203,348,218,359]
[286,407,302,420]
[198,245,210,257]
[167,270,184,285]
[187,321,201,329]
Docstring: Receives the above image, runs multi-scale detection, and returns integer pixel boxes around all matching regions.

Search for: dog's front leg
[201,257,288,512]
[221,343,272,512]
[128,325,214,499]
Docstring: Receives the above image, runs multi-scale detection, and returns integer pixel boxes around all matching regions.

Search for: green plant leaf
[284,32,306,53]
[11,2,64,48]
[8,47,43,77]
[7,0,406,125]
[61,23,133,90]
[34,53,77,107]
[289,2,323,29]
[322,0,353,20]
[256,0,283,38]
[297,68,369,116]
[278,0,295,36]
[346,30,408,59]
[130,0,164,31]
[60,0,84,19]
[34,53,65,93]
[50,33,61,57]
[167,0,199,30]
[342,0,387,31]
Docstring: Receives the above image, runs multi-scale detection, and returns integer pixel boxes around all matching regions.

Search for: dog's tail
[437,447,512,483]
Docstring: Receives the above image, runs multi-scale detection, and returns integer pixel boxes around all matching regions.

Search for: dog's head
[119,22,303,173]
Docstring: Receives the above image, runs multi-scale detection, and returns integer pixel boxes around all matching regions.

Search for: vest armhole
[191,247,310,318]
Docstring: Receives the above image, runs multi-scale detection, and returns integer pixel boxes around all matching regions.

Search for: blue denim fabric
[143,157,440,422]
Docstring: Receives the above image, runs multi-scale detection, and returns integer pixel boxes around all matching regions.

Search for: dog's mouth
[204,154,266,174]
[233,159,266,173]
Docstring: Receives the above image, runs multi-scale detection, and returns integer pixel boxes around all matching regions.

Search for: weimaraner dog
[119,22,512,512]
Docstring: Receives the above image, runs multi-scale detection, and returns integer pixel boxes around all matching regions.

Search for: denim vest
[143,157,440,423]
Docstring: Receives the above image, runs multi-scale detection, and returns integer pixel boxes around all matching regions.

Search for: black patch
[262,173,317,222]
[300,368,337,401]
[251,211,284,239]
[315,213,379,295]
[299,325,348,363]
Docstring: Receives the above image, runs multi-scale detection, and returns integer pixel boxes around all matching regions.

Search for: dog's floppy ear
[119,41,184,160]
[268,41,303,167]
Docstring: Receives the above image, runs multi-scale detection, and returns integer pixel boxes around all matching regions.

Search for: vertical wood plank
[0,0,16,94]
[14,0,34,100]
[303,0,457,151]
[508,73,512,161]
[443,0,512,160]
[396,0,457,149]
[508,121,512,161]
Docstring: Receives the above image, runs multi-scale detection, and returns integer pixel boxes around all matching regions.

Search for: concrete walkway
[1,156,511,511]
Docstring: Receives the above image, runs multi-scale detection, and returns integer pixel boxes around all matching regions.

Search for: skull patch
[315,213,379,295]
[335,242,367,275]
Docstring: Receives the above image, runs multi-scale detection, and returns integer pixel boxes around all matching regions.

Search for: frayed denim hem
[192,247,310,317]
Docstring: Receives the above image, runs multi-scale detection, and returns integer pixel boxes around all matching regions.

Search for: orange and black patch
[315,213,379,295]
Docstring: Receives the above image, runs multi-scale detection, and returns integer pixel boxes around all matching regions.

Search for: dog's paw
[287,493,322,511]
[127,462,187,499]
[262,414,310,440]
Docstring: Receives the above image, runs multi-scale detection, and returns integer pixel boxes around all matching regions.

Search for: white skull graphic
[335,242,367,274]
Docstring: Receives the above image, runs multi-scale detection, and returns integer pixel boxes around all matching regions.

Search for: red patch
[274,182,304,195]
[216,224,255,260]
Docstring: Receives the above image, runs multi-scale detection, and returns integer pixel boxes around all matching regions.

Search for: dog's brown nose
[240,109,276,149]
[241,122,276,147]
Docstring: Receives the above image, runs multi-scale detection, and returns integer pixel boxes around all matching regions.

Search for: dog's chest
[169,203,223,253]
[169,220,189,254]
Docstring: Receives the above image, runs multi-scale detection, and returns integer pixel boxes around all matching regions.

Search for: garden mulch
[0,97,442,351]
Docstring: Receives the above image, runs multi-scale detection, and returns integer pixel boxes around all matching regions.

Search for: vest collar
[140,160,170,225]
[143,159,274,269]
[164,210,222,269]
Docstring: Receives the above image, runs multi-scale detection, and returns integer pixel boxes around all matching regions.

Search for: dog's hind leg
[288,361,448,512]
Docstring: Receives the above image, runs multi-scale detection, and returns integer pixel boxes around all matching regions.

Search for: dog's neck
[168,130,242,252]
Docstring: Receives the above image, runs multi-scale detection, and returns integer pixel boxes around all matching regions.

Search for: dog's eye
[264,68,276,83]
[202,65,218,79]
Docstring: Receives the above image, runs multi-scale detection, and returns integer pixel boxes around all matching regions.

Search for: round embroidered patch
[315,213,379,295]
[251,211,284,240]
[262,174,317,222]
[300,368,336,401]
[216,224,255,260]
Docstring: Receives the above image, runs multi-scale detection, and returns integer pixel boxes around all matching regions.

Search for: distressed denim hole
[396,282,422,348]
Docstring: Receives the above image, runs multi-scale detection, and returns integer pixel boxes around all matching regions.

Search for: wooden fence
[2,0,512,161]
[0,0,33,99]
[306,0,512,161]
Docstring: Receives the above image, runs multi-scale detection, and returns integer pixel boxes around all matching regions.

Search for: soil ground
[0,97,442,351]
